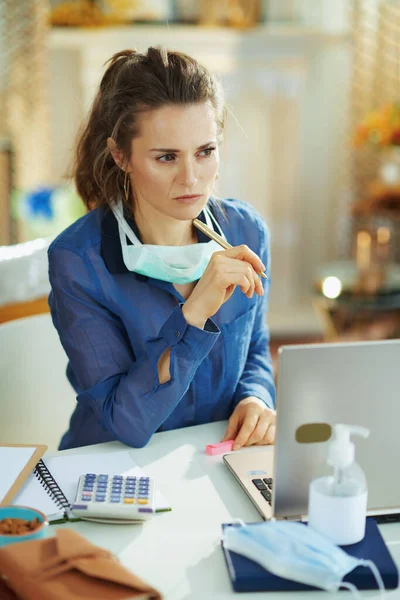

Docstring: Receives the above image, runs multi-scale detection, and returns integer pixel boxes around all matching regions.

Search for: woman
[49,47,276,450]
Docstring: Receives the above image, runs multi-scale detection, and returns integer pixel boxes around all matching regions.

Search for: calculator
[71,473,155,523]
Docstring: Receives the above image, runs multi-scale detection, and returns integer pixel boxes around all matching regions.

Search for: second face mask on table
[222,520,385,597]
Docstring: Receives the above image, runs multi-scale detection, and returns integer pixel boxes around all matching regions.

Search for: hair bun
[100,49,138,91]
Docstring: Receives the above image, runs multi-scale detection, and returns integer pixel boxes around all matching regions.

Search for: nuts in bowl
[0,506,48,547]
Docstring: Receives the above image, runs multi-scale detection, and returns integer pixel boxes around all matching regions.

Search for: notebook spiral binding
[34,459,70,511]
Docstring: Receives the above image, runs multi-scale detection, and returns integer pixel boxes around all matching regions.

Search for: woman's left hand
[222,397,276,450]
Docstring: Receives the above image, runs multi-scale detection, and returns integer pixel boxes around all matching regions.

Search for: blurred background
[1,0,400,368]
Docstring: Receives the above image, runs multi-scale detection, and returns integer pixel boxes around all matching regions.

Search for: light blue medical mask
[112,200,224,284]
[222,520,385,597]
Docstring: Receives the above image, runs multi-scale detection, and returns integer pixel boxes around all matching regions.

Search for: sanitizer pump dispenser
[308,424,370,545]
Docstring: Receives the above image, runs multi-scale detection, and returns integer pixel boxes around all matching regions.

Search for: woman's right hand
[182,245,265,329]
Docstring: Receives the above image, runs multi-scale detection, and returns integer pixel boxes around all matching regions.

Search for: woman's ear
[107,137,125,169]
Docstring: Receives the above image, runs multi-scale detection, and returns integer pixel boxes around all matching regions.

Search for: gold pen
[193,218,268,280]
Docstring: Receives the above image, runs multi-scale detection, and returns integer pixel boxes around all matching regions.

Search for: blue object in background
[0,506,48,547]
[26,187,54,220]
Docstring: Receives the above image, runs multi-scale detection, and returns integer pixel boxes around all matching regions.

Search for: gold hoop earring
[123,171,130,203]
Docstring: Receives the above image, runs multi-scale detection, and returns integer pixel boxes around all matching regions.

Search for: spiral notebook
[11,450,171,523]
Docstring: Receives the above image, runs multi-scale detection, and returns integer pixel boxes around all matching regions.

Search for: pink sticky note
[205,440,234,455]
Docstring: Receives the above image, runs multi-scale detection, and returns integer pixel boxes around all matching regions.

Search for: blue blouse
[48,198,275,450]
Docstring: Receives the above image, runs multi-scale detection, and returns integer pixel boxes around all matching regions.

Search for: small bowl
[0,506,48,548]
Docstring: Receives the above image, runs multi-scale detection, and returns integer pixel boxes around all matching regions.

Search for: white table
[51,421,400,599]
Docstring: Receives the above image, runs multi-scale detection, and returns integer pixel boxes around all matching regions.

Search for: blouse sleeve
[48,245,220,448]
[232,219,276,410]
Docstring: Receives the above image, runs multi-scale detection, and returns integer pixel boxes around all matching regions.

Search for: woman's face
[128,101,219,222]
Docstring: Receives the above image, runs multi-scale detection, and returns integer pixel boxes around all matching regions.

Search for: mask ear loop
[123,170,130,204]
[339,559,385,599]
[339,581,362,599]
[359,560,386,598]
[221,519,247,582]
[230,518,246,528]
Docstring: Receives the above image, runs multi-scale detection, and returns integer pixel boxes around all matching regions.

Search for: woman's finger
[222,413,240,442]
[253,266,264,296]
[245,412,270,446]
[220,272,252,296]
[255,424,276,445]
[211,256,261,297]
[233,413,259,450]
[223,244,265,275]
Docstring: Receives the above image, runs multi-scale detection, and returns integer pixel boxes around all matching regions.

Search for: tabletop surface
[48,421,400,599]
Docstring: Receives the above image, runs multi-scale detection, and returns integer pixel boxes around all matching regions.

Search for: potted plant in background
[354,102,400,185]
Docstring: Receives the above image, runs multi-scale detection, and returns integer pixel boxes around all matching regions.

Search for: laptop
[223,339,400,522]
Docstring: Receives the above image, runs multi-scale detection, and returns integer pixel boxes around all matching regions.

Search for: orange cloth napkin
[0,528,162,600]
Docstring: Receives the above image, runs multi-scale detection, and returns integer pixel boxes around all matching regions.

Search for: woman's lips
[174,194,202,204]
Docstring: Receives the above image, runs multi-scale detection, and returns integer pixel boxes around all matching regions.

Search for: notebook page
[11,470,64,521]
[0,447,35,504]
[45,450,170,512]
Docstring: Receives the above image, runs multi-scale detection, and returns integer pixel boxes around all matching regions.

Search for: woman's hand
[182,245,265,329]
[222,397,276,450]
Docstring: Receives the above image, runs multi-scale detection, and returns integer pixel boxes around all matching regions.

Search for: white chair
[0,313,76,451]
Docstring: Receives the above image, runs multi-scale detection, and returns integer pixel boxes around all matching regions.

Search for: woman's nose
[178,160,198,188]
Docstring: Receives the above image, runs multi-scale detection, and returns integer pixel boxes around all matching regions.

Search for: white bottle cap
[327,424,370,469]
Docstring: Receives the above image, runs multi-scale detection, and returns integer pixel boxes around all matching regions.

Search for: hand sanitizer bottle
[308,424,370,545]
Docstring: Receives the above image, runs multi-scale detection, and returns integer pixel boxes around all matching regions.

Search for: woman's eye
[199,147,216,157]
[158,154,176,163]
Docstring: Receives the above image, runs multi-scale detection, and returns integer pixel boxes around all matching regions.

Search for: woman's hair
[74,47,226,210]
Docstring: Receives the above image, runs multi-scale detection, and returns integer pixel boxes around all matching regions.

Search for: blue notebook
[221,519,399,593]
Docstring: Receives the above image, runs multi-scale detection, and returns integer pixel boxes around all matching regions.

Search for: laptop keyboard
[252,477,273,505]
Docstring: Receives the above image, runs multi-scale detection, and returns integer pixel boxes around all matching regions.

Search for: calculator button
[124,498,135,504]
[81,496,91,502]
[110,497,121,503]
[85,474,96,479]
[113,476,123,481]
[126,477,136,481]
[138,499,148,504]
[98,475,109,482]
[95,496,106,502]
